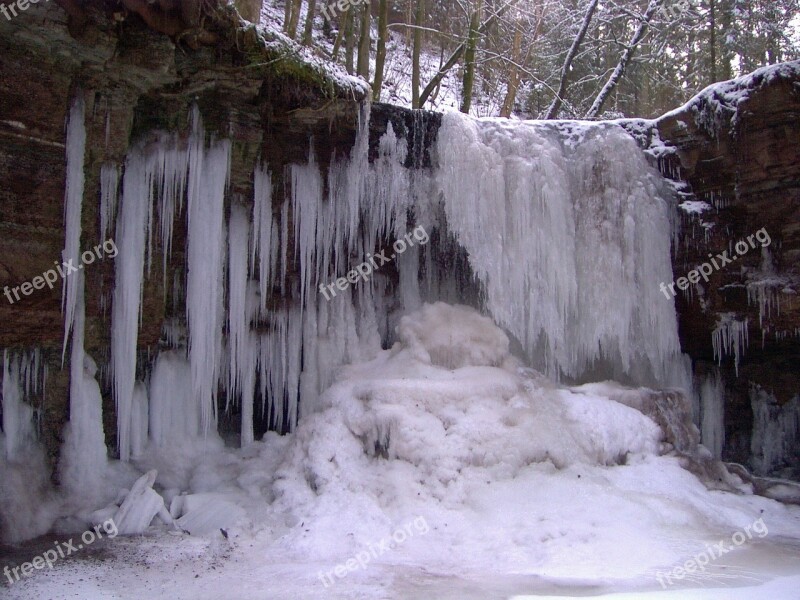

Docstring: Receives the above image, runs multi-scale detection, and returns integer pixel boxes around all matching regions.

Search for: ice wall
[100,104,692,464]
[436,115,685,386]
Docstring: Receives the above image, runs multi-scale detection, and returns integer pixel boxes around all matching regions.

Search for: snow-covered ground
[4,304,800,599]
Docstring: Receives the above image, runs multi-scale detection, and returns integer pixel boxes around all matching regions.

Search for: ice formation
[111,146,154,462]
[97,101,698,468]
[712,313,750,376]
[0,350,54,543]
[751,387,800,476]
[186,115,230,436]
[60,271,110,507]
[12,98,768,553]
[436,114,685,386]
[62,94,87,361]
[99,162,120,243]
[699,371,725,459]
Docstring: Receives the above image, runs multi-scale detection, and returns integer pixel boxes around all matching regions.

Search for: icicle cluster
[436,114,684,386]
[711,314,749,377]
[1,350,44,460]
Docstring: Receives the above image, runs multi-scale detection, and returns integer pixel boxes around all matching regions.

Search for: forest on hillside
[269,0,799,118]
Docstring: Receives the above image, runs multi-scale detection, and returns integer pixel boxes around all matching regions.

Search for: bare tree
[412,0,426,108]
[357,3,372,79]
[545,0,599,119]
[302,0,318,46]
[374,0,390,100]
[585,0,665,119]
[461,0,484,113]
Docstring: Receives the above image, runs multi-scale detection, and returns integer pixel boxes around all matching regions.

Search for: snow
[7,303,800,598]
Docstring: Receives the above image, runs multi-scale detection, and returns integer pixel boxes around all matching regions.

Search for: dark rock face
[1,2,798,479]
[622,63,800,476]
[0,1,367,462]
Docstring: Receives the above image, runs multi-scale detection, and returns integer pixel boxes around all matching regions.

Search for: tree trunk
[357,3,372,80]
[418,4,510,108]
[585,0,664,119]
[345,8,356,74]
[284,0,292,33]
[718,0,734,79]
[545,0,599,119]
[709,0,717,83]
[460,0,483,114]
[500,28,522,117]
[286,0,303,39]
[302,0,317,46]
[412,0,426,108]
[373,0,389,101]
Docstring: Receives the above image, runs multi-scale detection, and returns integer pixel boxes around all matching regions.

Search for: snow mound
[250,303,798,577]
[396,302,512,369]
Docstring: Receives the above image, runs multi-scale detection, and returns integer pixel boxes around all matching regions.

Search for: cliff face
[0,1,371,461]
[625,64,800,474]
[1,2,798,477]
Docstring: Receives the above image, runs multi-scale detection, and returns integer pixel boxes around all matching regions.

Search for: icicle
[62,94,87,362]
[699,371,725,459]
[111,147,153,462]
[291,148,324,311]
[227,202,250,403]
[155,140,189,286]
[711,315,749,377]
[186,109,230,435]
[130,382,149,458]
[149,350,206,447]
[99,162,120,243]
[252,163,275,310]
[1,351,36,460]
[60,270,109,503]
[750,387,800,475]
